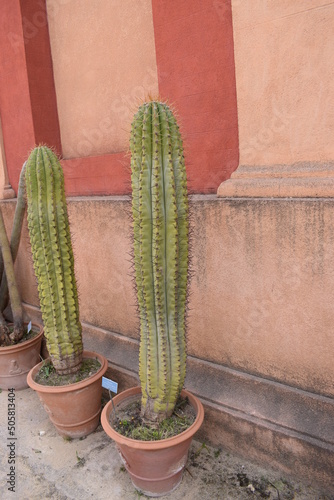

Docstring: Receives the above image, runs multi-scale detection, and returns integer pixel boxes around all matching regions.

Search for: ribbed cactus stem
[130,101,189,423]
[0,161,27,313]
[25,146,83,374]
[0,208,23,345]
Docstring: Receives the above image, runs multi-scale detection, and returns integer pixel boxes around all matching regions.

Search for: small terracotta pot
[0,323,43,390]
[101,386,204,497]
[27,350,108,439]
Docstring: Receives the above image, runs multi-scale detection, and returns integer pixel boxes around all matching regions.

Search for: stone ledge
[186,357,334,447]
[199,403,334,491]
[217,162,334,197]
[23,303,334,489]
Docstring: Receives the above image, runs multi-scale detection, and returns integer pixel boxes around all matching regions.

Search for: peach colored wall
[189,197,334,397]
[0,117,14,200]
[232,0,334,166]
[11,198,138,339]
[46,0,158,158]
[2,196,332,398]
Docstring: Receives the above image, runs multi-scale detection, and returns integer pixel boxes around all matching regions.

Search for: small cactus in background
[130,101,189,424]
[0,211,24,345]
[25,146,83,374]
[0,163,27,346]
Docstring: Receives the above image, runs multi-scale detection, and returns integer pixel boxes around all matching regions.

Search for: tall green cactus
[130,101,189,424]
[25,146,83,375]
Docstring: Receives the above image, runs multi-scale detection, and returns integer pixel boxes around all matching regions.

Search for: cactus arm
[131,106,150,401]
[48,147,82,352]
[0,162,27,313]
[0,207,23,343]
[167,108,189,389]
[158,103,185,409]
[26,146,82,374]
[10,161,27,261]
[138,104,160,406]
[152,102,168,408]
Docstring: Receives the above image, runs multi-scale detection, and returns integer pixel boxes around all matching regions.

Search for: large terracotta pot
[27,350,108,439]
[0,323,43,390]
[101,386,204,497]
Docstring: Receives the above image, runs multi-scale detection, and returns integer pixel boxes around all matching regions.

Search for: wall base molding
[218,162,334,198]
[24,303,334,490]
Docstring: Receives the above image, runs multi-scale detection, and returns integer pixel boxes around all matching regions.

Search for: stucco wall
[231,0,334,166]
[46,0,158,158]
[5,196,333,398]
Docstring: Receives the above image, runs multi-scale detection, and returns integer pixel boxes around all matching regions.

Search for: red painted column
[1,0,238,196]
[19,0,61,154]
[152,0,239,193]
[0,0,61,194]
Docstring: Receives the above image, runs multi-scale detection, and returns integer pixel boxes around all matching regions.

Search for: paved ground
[0,388,332,500]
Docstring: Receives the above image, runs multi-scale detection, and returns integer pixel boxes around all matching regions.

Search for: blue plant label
[27,321,32,333]
[102,376,118,394]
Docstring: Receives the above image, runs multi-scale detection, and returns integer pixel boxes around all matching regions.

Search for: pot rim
[101,386,204,450]
[27,350,108,393]
[0,322,43,354]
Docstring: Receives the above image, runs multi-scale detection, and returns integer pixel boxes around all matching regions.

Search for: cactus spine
[25,146,83,374]
[130,101,189,423]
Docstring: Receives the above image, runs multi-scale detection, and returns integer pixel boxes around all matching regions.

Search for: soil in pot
[111,395,196,441]
[35,358,101,386]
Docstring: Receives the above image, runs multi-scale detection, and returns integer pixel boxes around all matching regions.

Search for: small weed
[76,451,85,467]
[120,466,126,472]
[194,442,209,458]
[39,360,53,379]
[214,448,221,458]
[134,490,147,498]
[273,479,286,491]
[131,426,160,440]
[63,436,72,442]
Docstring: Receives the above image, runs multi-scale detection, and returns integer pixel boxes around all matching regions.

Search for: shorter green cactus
[25,146,83,374]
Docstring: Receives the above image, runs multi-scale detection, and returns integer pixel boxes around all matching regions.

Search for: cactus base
[50,352,83,375]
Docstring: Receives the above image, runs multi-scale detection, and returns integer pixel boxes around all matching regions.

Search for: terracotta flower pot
[101,386,204,497]
[0,323,43,390]
[27,350,108,439]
